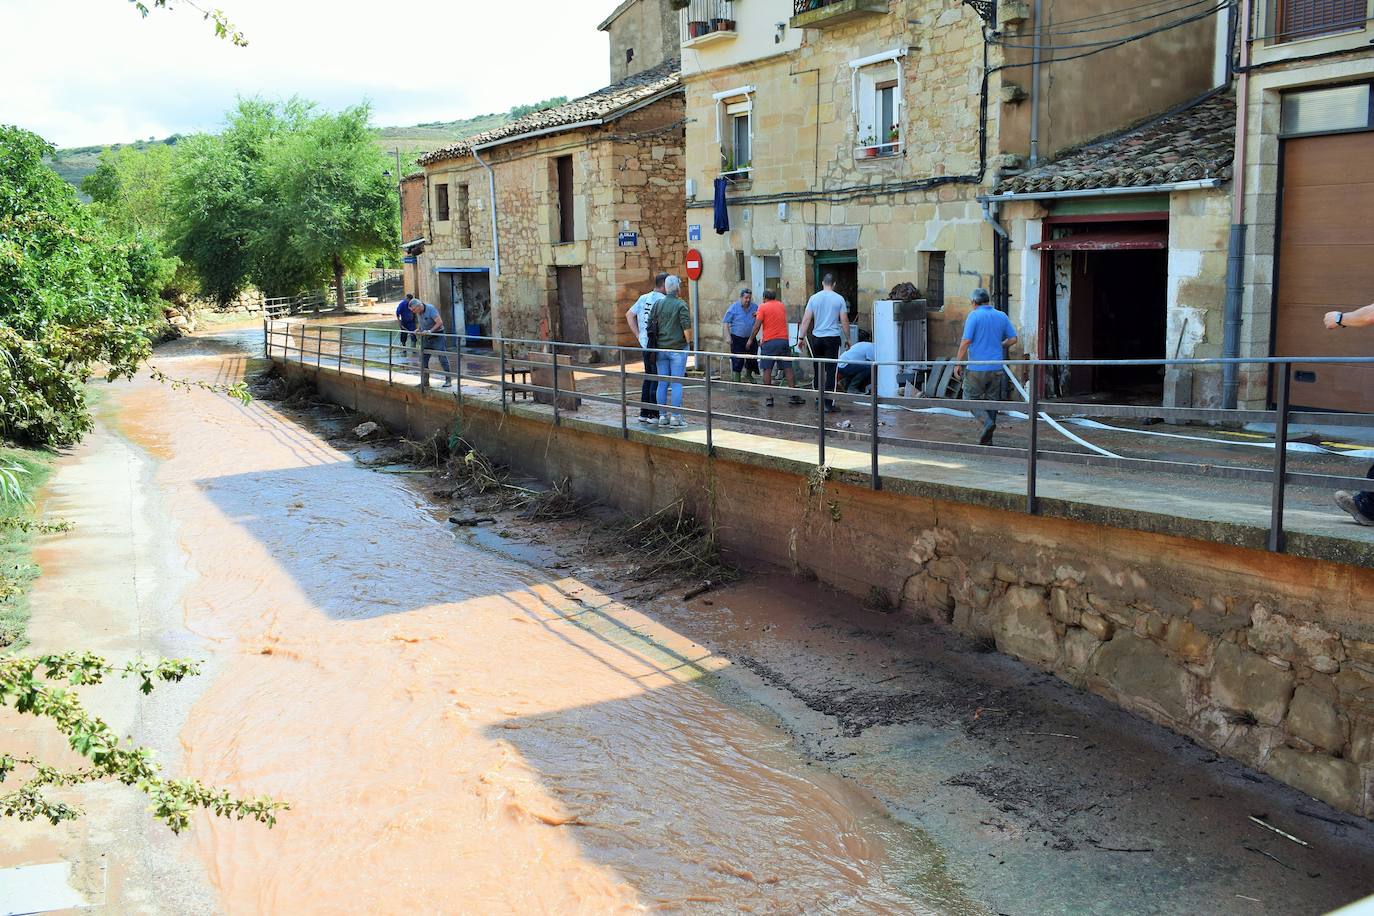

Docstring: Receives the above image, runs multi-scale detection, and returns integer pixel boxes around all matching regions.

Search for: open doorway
[811,250,859,325]
[1036,220,1167,402]
[437,268,493,346]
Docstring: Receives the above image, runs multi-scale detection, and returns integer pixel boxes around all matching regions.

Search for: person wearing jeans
[798,273,851,411]
[652,275,692,428]
[625,273,667,423]
[1323,301,1374,525]
[410,299,453,388]
[953,288,1017,446]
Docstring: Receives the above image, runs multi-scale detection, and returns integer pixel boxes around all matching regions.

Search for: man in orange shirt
[745,289,805,408]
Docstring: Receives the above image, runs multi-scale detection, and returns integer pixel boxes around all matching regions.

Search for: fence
[263,287,370,319]
[263,318,1374,555]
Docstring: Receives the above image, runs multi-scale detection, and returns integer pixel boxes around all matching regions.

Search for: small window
[555,155,575,243]
[455,183,471,248]
[1280,83,1372,135]
[877,82,898,155]
[730,112,751,171]
[435,182,450,222]
[626,47,634,65]
[1275,0,1366,42]
[852,56,903,159]
[924,251,946,311]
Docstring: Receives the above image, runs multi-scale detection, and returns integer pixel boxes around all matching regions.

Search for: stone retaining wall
[285,360,1374,818]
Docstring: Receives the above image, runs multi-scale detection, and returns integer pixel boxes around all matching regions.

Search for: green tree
[0,125,166,446]
[260,104,396,309]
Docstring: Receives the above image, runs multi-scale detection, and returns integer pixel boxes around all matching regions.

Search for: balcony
[790,0,889,29]
[678,0,737,48]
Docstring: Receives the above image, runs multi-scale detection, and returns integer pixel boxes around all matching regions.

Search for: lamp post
[382,148,403,296]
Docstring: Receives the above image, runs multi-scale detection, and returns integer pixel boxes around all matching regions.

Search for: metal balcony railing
[264,317,1374,558]
[680,0,736,43]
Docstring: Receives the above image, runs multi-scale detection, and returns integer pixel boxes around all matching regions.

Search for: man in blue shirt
[953,288,1017,445]
[721,288,759,383]
[395,294,417,359]
[410,299,453,389]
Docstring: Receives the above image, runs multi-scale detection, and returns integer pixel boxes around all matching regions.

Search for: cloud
[1,0,612,146]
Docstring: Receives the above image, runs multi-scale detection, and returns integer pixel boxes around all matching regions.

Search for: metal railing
[262,318,1374,556]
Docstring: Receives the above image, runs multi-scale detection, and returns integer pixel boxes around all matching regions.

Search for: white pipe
[1004,367,1123,458]
[981,178,1224,202]
[471,146,502,339]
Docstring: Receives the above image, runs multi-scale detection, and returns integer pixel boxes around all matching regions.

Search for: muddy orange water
[110,335,961,913]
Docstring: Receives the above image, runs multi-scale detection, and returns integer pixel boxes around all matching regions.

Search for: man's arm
[840,308,851,346]
[626,305,639,339]
[1326,302,1374,329]
[954,339,971,378]
[797,306,814,341]
[746,317,763,348]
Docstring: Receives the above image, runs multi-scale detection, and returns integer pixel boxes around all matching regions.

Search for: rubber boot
[731,371,741,383]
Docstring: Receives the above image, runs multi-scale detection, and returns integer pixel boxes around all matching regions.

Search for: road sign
[617,231,639,248]
[688,224,702,241]
[402,255,417,264]
[685,249,703,281]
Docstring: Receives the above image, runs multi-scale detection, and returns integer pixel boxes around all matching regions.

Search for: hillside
[44,97,568,190]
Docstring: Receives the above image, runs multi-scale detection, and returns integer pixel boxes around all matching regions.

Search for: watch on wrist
[1337,312,1345,327]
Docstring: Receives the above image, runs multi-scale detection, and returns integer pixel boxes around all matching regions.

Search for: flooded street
[6,328,1374,915]
[5,332,965,913]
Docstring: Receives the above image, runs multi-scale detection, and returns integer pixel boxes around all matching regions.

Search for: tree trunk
[333,256,346,312]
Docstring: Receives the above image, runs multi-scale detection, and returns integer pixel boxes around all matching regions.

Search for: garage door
[1274,130,1374,412]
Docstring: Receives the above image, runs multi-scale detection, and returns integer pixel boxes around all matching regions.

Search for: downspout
[1029,0,1044,165]
[472,145,503,339]
[981,199,1011,315]
[1221,0,1251,408]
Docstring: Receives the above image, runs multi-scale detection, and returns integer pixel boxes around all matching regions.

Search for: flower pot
[711,17,728,31]
[865,147,878,158]
[688,20,708,37]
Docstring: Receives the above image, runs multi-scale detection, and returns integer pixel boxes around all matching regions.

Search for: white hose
[1002,368,1122,459]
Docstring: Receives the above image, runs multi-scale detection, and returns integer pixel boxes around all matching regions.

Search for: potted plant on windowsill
[885,125,900,155]
[862,134,878,158]
[688,19,709,37]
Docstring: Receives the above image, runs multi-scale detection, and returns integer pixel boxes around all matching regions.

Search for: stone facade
[600,0,680,83]
[411,92,685,349]
[681,0,1222,360]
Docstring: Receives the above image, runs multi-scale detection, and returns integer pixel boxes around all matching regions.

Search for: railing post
[551,341,561,427]
[315,327,322,369]
[705,353,714,457]
[499,340,508,414]
[360,329,367,380]
[338,327,344,372]
[387,330,394,385]
[262,317,269,358]
[1026,362,1041,515]
[454,333,463,404]
[817,358,826,467]
[419,334,430,390]
[1268,361,1291,553]
[619,348,628,439]
[870,362,880,491]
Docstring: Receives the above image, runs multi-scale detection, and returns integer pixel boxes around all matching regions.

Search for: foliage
[0,651,287,831]
[0,126,162,446]
[0,447,56,651]
[167,99,397,305]
[130,0,247,46]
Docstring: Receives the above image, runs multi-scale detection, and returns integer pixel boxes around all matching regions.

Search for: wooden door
[1274,131,1374,411]
[555,266,589,345]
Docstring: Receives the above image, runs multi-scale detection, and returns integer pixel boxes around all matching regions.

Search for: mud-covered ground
[259,367,1374,915]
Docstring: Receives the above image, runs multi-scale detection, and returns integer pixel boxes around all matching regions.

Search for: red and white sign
[685,249,703,282]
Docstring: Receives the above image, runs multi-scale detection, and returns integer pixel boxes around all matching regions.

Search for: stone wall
[287,359,1374,818]
[603,0,679,83]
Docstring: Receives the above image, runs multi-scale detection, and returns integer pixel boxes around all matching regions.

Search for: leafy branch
[147,366,252,405]
[1,652,287,832]
[131,0,248,46]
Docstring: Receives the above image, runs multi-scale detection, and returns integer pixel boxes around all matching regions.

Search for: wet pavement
[2,324,1373,914]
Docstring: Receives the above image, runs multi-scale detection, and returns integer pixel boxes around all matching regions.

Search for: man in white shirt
[836,331,875,393]
[797,273,851,410]
[624,272,667,424]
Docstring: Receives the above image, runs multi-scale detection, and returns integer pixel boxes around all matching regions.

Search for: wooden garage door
[1274,131,1374,412]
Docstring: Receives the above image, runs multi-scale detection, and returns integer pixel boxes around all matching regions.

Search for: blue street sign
[688,224,702,241]
[402,255,417,264]
[618,231,639,248]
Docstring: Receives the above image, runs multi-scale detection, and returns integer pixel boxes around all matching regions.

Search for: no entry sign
[685,249,703,281]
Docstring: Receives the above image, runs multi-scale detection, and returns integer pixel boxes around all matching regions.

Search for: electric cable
[996,0,1232,50]
[1013,0,1214,29]
[1018,0,1222,37]
[993,1,1233,69]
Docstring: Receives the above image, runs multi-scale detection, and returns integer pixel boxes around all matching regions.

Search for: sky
[0,0,614,148]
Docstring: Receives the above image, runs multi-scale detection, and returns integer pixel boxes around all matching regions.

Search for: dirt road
[3,329,1373,914]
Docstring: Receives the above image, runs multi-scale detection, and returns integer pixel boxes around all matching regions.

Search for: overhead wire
[993,1,1234,68]
[1013,0,1213,29]
[1024,0,1223,37]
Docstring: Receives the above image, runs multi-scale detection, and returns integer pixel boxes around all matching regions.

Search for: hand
[952,365,963,380]
[1324,310,1343,329]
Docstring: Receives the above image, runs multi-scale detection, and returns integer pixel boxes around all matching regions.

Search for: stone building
[679,0,1226,400]
[600,0,681,83]
[405,3,685,352]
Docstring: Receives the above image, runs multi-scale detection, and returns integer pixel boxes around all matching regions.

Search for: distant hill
[44,97,569,190]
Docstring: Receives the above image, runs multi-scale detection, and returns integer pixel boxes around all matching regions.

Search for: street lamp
[382,148,403,294]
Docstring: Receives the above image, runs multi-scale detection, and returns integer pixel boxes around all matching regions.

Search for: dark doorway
[1067,249,1167,399]
[555,155,575,244]
[811,251,859,324]
[555,266,589,345]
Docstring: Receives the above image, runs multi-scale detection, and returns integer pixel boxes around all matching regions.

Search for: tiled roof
[995,92,1235,196]
[418,60,681,166]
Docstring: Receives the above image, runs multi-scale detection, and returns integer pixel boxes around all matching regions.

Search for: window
[434,182,450,222]
[923,251,946,311]
[626,47,634,65]
[455,183,471,248]
[850,49,905,159]
[1280,83,1372,135]
[555,155,575,243]
[713,86,755,178]
[1275,0,1366,41]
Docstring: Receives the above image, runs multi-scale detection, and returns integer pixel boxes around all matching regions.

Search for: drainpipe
[472,144,503,339]
[981,200,1011,316]
[1029,0,1044,165]
[1221,0,1251,408]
